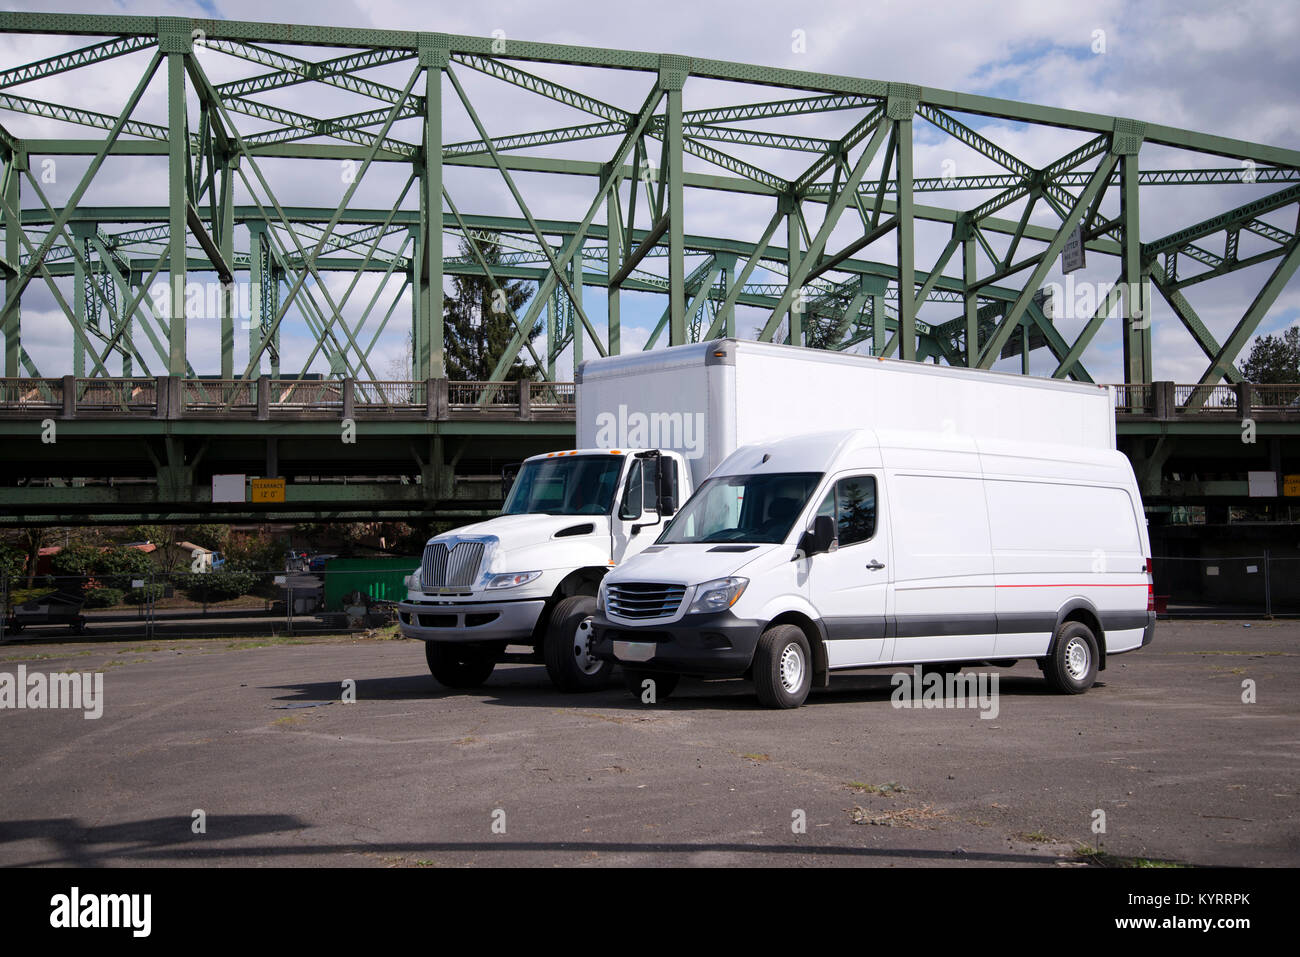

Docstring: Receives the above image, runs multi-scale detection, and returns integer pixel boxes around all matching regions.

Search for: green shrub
[83,587,124,608]
[180,568,258,602]
[123,583,166,605]
[96,547,155,591]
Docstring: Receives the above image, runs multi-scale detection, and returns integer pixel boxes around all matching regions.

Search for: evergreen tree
[1238,325,1300,383]
[443,231,539,380]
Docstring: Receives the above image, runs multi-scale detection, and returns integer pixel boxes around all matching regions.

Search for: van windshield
[657,472,823,545]
[502,455,625,516]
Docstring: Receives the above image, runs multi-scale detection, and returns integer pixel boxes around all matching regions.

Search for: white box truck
[589,354,1154,707]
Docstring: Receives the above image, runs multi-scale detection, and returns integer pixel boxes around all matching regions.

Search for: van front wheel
[1042,621,1099,694]
[754,624,812,709]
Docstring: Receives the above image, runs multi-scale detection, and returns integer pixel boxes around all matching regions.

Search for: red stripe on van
[995,583,1147,588]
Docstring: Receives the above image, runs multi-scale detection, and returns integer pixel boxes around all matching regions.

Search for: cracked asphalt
[0,620,1296,867]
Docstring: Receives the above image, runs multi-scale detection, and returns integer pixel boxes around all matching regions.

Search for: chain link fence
[0,564,415,642]
[1151,554,1299,618]
[2,555,1295,642]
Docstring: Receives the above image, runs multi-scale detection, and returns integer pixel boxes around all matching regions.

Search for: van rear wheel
[754,624,812,709]
[1042,621,1098,694]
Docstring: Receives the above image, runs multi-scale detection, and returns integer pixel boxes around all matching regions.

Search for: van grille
[606,582,687,620]
[421,541,485,589]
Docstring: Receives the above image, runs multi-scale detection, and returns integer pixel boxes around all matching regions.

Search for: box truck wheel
[544,596,610,692]
[425,641,496,689]
[1042,621,1098,694]
[754,624,812,709]
[624,669,679,703]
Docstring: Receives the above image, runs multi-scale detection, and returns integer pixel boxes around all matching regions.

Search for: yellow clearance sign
[251,478,286,503]
[1284,475,1300,497]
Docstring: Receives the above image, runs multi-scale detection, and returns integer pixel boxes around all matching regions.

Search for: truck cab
[397,447,689,691]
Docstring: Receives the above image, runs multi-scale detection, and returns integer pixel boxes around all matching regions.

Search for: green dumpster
[322,557,420,611]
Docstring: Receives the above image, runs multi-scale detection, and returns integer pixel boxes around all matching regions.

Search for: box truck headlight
[485,571,542,590]
[404,572,420,591]
[688,577,748,614]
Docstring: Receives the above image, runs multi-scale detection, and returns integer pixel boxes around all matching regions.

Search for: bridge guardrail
[1,377,1294,421]
[0,377,576,421]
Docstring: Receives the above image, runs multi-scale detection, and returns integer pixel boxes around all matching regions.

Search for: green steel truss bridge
[0,12,1297,525]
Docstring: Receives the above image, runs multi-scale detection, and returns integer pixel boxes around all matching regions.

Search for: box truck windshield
[502,454,625,516]
[659,472,822,545]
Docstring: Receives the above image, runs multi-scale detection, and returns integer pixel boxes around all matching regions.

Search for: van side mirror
[655,456,678,515]
[798,514,836,557]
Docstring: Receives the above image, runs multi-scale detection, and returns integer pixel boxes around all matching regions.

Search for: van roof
[713,428,1132,480]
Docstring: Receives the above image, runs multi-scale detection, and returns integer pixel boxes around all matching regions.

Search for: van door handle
[865,560,886,571]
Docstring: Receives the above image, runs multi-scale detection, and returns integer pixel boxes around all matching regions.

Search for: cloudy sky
[2,0,1297,384]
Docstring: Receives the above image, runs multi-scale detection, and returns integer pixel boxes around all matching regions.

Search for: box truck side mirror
[655,455,679,516]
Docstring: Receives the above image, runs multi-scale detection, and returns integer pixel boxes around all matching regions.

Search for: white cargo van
[591,427,1154,708]
[399,338,1137,696]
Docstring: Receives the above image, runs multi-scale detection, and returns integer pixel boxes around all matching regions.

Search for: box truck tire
[623,669,680,702]
[1042,621,1099,694]
[753,624,813,709]
[425,640,497,689]
[544,596,610,692]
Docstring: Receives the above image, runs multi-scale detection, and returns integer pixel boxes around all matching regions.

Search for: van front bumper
[397,598,545,643]
[590,610,764,677]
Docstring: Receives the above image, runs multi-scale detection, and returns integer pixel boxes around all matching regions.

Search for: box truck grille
[606,582,687,619]
[421,541,485,589]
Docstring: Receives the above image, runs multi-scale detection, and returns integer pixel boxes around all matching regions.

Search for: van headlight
[596,579,607,613]
[485,571,542,590]
[688,577,748,614]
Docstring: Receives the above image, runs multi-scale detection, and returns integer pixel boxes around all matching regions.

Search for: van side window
[835,476,876,546]
[815,490,835,521]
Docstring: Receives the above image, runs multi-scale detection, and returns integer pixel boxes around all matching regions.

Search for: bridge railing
[1251,383,1300,412]
[0,377,63,411]
[1111,383,1152,415]
[448,380,519,409]
[0,376,576,421]
[180,379,257,414]
[3,377,1295,421]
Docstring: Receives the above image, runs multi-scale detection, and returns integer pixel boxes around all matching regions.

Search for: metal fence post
[287,577,294,635]
[1,571,7,643]
[1263,548,1272,618]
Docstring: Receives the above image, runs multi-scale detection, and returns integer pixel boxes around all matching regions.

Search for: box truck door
[611,455,667,563]
[809,473,891,668]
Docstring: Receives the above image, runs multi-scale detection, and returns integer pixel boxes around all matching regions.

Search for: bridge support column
[1,149,20,378]
[166,47,188,376]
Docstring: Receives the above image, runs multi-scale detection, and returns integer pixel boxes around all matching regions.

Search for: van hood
[610,542,780,586]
